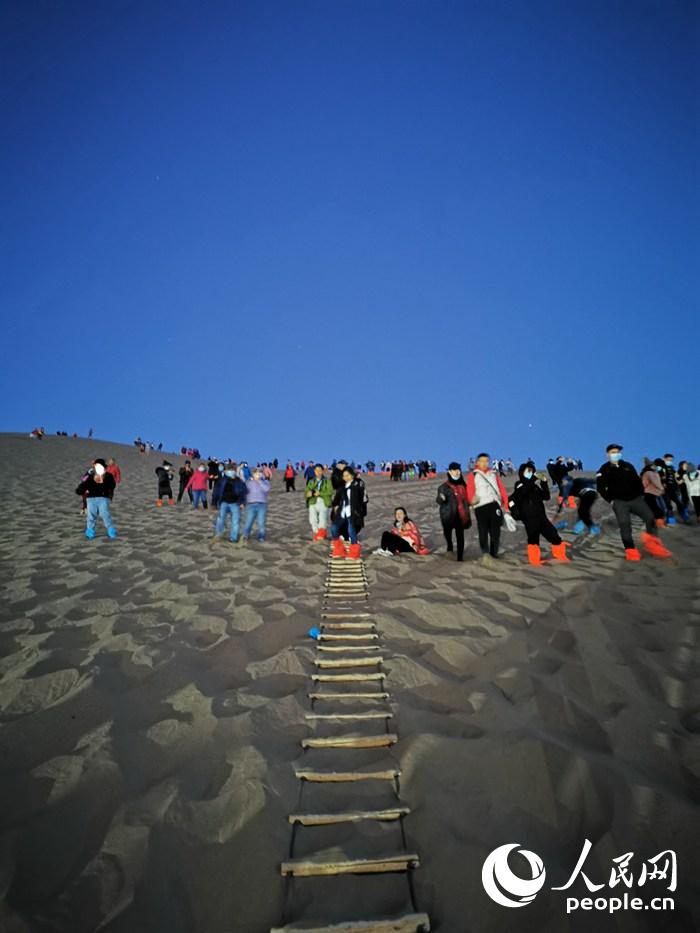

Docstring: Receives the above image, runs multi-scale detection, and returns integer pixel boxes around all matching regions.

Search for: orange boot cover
[527,544,544,565]
[331,538,346,558]
[640,532,672,559]
[156,499,163,507]
[654,518,666,528]
[317,528,328,540]
[625,548,642,561]
[551,542,571,562]
[347,543,362,560]
[567,496,577,508]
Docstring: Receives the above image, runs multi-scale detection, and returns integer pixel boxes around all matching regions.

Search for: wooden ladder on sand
[272,544,430,933]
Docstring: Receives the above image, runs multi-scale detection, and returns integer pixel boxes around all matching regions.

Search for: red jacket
[107,464,121,484]
[186,470,209,491]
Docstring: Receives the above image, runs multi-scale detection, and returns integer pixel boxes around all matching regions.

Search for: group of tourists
[74,443,698,569]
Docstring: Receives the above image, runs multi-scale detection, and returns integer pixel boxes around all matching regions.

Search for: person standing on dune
[178,460,194,503]
[467,453,510,564]
[596,444,671,561]
[436,462,471,562]
[305,463,334,541]
[155,461,175,506]
[330,466,368,560]
[509,463,570,565]
[185,463,209,510]
[76,459,117,539]
[242,466,271,543]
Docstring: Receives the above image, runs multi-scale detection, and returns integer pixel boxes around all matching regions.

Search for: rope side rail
[273,541,430,933]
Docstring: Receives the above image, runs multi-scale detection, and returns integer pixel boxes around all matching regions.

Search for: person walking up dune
[185,463,209,510]
[213,464,247,543]
[155,461,175,506]
[76,459,117,540]
[509,463,570,565]
[596,444,671,561]
[436,462,471,562]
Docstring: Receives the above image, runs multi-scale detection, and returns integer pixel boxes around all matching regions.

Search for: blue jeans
[243,502,267,540]
[331,517,358,544]
[192,489,208,509]
[87,497,114,532]
[216,502,241,541]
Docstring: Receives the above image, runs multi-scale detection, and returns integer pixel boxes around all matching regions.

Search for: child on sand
[155,461,175,506]
[76,459,117,539]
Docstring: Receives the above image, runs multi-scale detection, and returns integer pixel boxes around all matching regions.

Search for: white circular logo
[482,843,547,908]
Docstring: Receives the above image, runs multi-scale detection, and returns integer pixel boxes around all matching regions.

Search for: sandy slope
[0,434,698,932]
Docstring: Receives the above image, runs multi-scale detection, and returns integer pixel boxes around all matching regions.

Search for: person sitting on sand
[305,463,334,541]
[466,452,510,564]
[374,507,429,557]
[213,464,247,543]
[436,462,471,562]
[185,463,209,510]
[330,466,368,560]
[242,466,271,543]
[155,461,175,506]
[509,463,570,565]
[596,444,671,561]
[76,459,117,540]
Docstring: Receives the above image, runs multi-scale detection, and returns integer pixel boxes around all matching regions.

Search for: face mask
[198,466,206,472]
[665,460,673,467]
[609,452,622,463]
[94,463,105,476]
[689,471,698,480]
[224,470,235,478]
[656,466,662,472]
[448,471,460,480]
[523,470,534,480]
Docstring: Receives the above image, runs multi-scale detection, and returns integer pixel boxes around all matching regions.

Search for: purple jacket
[246,477,271,504]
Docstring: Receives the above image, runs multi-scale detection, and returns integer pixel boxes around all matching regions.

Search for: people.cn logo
[482,843,547,908]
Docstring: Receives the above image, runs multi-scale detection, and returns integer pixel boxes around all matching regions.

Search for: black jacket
[76,474,115,499]
[155,466,174,491]
[660,463,678,490]
[509,477,550,520]
[436,477,471,528]
[179,466,193,487]
[215,476,247,504]
[331,467,345,491]
[331,479,367,531]
[596,460,643,502]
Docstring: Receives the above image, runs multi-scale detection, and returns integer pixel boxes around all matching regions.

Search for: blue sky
[1,0,698,467]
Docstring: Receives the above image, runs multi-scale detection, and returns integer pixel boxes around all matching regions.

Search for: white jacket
[684,473,700,497]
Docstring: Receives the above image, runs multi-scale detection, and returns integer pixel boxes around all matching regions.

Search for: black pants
[177,482,193,503]
[442,521,465,561]
[380,532,415,554]
[158,484,173,500]
[644,493,665,520]
[612,497,655,549]
[692,495,700,517]
[664,487,686,517]
[679,483,690,507]
[475,502,501,556]
[285,478,295,492]
[523,514,562,546]
[578,491,597,526]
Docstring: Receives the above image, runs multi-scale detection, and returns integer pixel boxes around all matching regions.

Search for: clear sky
[2,0,698,467]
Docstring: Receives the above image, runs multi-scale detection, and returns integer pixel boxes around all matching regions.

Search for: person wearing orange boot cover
[596,444,671,561]
[329,466,368,559]
[509,463,570,565]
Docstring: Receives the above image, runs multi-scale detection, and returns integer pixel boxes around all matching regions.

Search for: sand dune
[0,434,698,932]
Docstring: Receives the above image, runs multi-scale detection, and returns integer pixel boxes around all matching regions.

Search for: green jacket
[305,476,334,508]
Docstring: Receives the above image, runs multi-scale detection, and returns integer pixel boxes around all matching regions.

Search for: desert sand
[0,433,698,933]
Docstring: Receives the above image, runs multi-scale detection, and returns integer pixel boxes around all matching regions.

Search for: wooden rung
[325,594,370,600]
[312,672,384,683]
[295,767,399,782]
[325,583,368,590]
[316,645,380,652]
[308,692,390,701]
[288,806,409,826]
[305,711,392,721]
[321,615,374,622]
[280,852,419,877]
[319,633,379,641]
[301,733,397,750]
[271,911,431,932]
[314,657,383,668]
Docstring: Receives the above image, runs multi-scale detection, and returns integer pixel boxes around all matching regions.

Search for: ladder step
[321,616,374,622]
[325,594,370,600]
[305,711,392,721]
[316,644,380,653]
[301,733,397,750]
[312,673,384,683]
[314,657,383,668]
[280,852,420,877]
[295,768,400,783]
[271,912,431,932]
[318,633,379,641]
[308,692,390,701]
[288,806,410,826]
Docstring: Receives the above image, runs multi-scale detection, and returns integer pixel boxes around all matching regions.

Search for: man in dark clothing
[555,476,600,535]
[659,453,689,523]
[212,466,247,543]
[331,459,348,491]
[330,466,367,559]
[207,459,220,490]
[596,444,671,561]
[178,461,194,503]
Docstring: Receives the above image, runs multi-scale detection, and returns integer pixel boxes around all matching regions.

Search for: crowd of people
[72,443,699,569]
